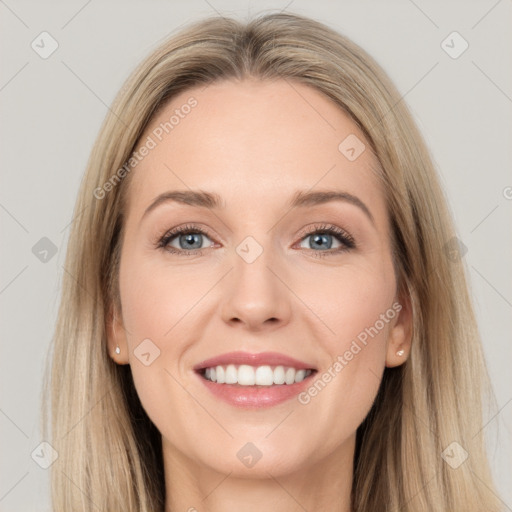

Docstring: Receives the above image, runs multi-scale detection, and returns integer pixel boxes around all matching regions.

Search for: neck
[163,435,354,512]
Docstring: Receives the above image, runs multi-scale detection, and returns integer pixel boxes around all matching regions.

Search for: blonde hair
[43,12,502,511]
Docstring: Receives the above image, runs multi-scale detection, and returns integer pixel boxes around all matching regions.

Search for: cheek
[294,264,395,430]
[119,250,208,343]
[117,252,212,432]
[293,256,396,352]
[328,272,395,357]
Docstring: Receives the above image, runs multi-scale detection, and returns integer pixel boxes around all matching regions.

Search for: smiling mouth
[196,364,317,386]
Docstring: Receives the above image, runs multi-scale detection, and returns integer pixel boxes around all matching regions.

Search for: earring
[396,349,405,357]
[112,313,121,355]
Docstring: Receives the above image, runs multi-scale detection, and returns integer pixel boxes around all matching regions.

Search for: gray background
[1,0,511,510]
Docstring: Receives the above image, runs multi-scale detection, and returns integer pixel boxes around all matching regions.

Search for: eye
[296,223,355,256]
[157,224,215,254]
[156,222,356,257]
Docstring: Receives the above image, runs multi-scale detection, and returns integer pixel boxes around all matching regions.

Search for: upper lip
[193,351,317,371]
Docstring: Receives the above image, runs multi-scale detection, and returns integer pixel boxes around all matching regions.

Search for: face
[109,78,411,478]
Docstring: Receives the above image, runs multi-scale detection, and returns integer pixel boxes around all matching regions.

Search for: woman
[43,12,502,512]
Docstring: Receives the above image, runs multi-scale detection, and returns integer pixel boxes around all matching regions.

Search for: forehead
[125,78,385,223]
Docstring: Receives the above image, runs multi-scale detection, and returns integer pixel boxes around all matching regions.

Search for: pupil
[180,233,202,249]
[312,233,332,250]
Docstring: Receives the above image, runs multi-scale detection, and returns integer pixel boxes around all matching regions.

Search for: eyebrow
[141,189,374,225]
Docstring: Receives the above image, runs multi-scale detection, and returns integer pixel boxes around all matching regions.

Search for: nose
[220,244,292,331]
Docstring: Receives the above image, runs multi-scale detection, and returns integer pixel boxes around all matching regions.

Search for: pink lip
[193,351,316,371]
[195,373,316,409]
[192,351,317,409]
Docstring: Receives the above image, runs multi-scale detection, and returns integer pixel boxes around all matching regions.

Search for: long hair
[43,12,502,511]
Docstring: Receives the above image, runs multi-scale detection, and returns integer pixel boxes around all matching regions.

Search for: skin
[108,78,412,512]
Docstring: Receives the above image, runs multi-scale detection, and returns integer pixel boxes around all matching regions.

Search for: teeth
[225,364,237,384]
[201,364,313,386]
[255,365,273,385]
[216,365,225,384]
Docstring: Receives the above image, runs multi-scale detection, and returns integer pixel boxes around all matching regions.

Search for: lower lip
[195,371,316,409]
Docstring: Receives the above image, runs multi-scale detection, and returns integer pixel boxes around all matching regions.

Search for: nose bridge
[220,233,291,328]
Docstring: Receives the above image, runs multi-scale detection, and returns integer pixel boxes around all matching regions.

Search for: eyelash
[156,222,356,258]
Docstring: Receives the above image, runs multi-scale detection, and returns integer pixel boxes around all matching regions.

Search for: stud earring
[115,346,121,355]
[396,349,405,357]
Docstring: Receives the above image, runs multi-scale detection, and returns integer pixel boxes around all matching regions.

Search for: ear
[385,289,413,368]
[106,302,130,365]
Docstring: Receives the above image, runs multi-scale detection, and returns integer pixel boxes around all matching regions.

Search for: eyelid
[155,223,216,250]
[156,222,356,255]
[296,223,355,247]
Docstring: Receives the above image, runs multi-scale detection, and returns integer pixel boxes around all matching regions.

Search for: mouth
[196,364,317,386]
[192,351,318,408]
